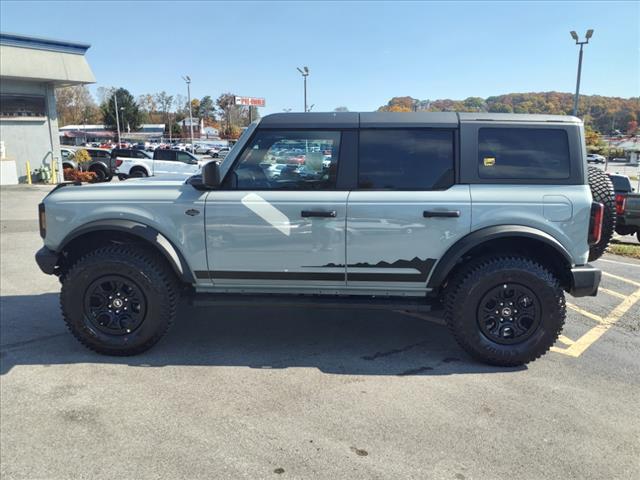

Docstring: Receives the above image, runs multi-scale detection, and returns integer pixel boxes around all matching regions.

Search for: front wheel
[444,256,565,366]
[61,245,179,355]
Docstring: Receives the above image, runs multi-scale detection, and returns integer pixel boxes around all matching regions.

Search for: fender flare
[58,219,195,283]
[427,225,573,289]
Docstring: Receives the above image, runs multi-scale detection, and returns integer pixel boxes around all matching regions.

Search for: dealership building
[0,32,95,183]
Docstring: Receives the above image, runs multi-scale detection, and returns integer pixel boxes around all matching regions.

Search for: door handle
[423,210,461,218]
[301,210,337,218]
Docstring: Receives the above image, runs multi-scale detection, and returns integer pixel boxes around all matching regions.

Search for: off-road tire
[61,245,178,355]
[588,166,616,261]
[444,256,566,367]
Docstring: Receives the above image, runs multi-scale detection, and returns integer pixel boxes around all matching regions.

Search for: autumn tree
[154,91,174,133]
[55,86,100,126]
[378,96,418,112]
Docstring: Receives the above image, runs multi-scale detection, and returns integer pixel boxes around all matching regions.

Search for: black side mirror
[202,161,221,188]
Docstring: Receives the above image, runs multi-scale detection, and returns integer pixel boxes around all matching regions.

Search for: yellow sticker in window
[483,157,496,167]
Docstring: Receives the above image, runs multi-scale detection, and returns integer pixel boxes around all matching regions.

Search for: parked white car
[115,149,213,178]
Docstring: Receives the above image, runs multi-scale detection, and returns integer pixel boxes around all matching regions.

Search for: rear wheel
[129,167,148,178]
[61,245,178,355]
[588,166,616,261]
[444,256,565,366]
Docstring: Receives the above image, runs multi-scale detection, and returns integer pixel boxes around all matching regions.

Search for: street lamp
[182,75,195,152]
[570,29,594,117]
[120,106,125,143]
[113,92,121,146]
[296,66,309,112]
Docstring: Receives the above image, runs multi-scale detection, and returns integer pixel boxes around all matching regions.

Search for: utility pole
[113,92,121,146]
[182,75,195,152]
[296,66,309,112]
[570,29,594,117]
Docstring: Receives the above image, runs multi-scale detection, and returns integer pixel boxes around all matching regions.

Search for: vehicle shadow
[0,293,524,376]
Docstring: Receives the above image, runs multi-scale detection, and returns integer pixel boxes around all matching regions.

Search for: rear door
[346,128,471,294]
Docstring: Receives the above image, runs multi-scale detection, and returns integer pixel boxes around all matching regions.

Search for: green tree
[488,102,513,113]
[100,88,142,132]
[463,97,485,112]
[200,95,216,120]
[334,106,349,112]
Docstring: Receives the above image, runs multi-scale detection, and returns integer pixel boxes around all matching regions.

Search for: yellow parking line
[554,287,640,357]
[599,287,627,300]
[566,302,604,324]
[602,272,640,288]
[557,334,575,346]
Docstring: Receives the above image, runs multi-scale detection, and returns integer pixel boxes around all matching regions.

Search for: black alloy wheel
[477,283,541,345]
[84,275,147,335]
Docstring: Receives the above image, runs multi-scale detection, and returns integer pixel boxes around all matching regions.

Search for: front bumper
[569,264,601,297]
[35,246,59,275]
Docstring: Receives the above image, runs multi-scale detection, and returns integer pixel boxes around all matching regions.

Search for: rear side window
[358,129,454,190]
[478,128,570,180]
[155,150,174,161]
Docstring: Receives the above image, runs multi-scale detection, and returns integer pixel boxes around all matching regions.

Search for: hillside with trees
[378,92,640,136]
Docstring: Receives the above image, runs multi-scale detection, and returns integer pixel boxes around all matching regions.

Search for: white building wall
[0,79,62,181]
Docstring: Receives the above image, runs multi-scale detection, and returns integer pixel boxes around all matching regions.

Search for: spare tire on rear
[587,166,616,261]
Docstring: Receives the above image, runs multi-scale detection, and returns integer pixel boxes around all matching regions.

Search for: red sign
[234,96,265,107]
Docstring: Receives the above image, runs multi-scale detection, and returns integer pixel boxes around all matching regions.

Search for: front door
[346,128,471,294]
[205,129,348,291]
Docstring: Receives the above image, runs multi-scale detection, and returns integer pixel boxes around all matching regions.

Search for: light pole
[182,75,195,152]
[570,29,594,117]
[296,66,309,112]
[120,106,125,143]
[113,92,121,146]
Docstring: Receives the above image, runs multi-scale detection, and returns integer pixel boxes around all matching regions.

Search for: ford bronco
[35,112,612,366]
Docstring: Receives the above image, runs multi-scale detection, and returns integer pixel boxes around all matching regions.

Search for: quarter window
[229,130,341,190]
[478,128,570,180]
[358,129,454,190]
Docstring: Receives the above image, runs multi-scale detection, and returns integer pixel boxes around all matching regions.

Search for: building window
[0,94,47,118]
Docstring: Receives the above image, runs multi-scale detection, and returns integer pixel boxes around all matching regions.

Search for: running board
[191,293,439,313]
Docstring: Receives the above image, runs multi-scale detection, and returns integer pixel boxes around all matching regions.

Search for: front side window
[478,128,570,180]
[228,130,341,190]
[358,129,454,189]
[177,152,197,164]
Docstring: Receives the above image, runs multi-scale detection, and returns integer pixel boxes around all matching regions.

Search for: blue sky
[1,1,638,114]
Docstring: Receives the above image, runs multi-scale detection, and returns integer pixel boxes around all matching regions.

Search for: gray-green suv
[35,112,612,366]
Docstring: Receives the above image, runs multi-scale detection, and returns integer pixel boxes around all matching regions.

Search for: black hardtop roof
[259,112,582,129]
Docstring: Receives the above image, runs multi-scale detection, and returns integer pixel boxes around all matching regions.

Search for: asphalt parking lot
[1,185,639,480]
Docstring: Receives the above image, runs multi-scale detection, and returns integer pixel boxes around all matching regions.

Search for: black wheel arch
[56,220,195,284]
[428,225,573,292]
